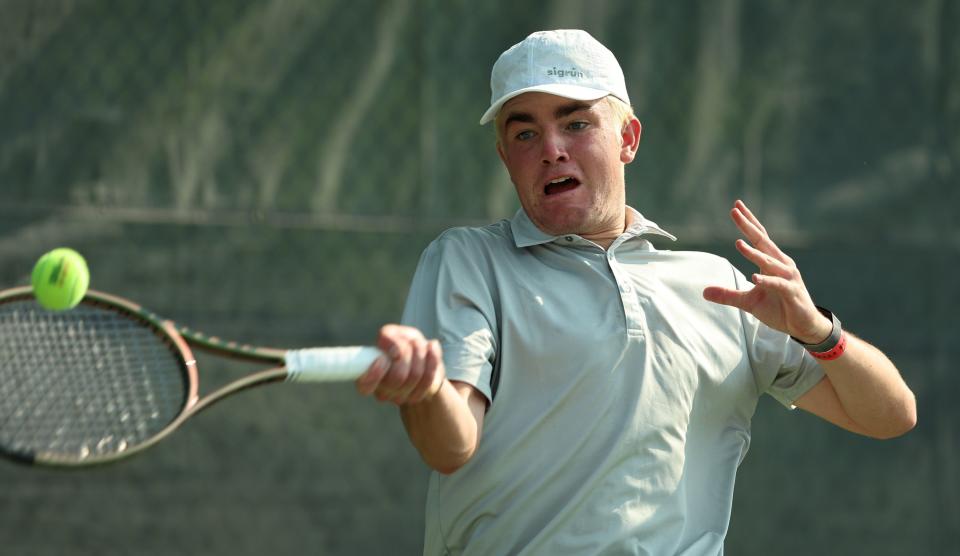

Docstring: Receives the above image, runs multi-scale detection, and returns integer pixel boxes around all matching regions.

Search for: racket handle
[284,346,382,382]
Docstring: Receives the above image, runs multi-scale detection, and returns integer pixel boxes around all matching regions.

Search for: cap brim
[479,84,613,125]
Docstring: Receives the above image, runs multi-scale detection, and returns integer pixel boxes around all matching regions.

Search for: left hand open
[702,200,832,344]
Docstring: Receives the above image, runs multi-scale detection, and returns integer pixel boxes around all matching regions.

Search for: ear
[619,117,642,164]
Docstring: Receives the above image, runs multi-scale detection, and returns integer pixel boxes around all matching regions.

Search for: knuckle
[379,323,400,338]
[380,324,426,345]
[389,340,412,362]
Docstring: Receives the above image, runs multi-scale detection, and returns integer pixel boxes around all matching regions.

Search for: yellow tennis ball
[31,248,90,311]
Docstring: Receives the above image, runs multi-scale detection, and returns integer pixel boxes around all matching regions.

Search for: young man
[356,30,916,555]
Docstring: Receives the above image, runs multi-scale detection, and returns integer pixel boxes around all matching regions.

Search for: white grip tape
[284,346,382,382]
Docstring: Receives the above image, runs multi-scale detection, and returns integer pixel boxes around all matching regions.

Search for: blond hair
[603,95,636,130]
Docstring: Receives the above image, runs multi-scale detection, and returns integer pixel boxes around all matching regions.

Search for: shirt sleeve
[733,267,825,408]
[400,229,499,403]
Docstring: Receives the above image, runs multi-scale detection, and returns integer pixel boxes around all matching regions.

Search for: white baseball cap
[479,29,631,125]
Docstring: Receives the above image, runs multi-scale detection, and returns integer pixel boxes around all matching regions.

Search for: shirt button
[621,284,632,293]
[565,236,574,242]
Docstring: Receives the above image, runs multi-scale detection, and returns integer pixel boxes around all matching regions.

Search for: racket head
[0,286,198,467]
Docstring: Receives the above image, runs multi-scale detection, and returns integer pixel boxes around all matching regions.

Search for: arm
[400,380,487,474]
[703,200,916,439]
[355,324,486,474]
[793,334,915,439]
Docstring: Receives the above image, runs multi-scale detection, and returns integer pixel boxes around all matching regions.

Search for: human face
[496,93,641,245]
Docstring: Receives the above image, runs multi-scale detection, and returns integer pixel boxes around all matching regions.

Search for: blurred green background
[1,0,957,554]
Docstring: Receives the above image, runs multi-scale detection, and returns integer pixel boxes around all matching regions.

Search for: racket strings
[0,300,188,461]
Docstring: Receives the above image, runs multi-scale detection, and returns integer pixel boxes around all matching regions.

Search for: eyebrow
[555,101,593,119]
[502,100,595,129]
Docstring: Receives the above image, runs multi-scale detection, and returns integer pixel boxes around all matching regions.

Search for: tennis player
[357,29,916,555]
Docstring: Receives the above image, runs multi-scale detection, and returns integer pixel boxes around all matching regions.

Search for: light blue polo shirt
[401,207,824,555]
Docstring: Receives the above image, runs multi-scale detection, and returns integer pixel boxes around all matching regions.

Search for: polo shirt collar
[510,206,677,248]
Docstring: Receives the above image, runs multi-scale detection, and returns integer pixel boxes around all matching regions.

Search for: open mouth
[544,176,581,196]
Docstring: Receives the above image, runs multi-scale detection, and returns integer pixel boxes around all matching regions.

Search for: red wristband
[809,331,847,361]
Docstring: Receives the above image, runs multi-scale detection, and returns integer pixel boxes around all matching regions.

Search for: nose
[540,131,569,165]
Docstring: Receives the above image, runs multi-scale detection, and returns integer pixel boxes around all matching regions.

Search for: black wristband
[791,306,842,353]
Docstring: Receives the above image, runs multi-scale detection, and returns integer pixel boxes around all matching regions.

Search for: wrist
[798,313,834,345]
[791,306,846,361]
[403,377,448,406]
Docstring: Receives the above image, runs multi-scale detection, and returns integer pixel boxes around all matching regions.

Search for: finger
[380,342,411,392]
[375,324,427,392]
[387,338,429,403]
[406,340,444,404]
[355,354,390,396]
[734,200,766,235]
[702,286,752,310]
[731,205,766,245]
[750,273,795,295]
[731,205,790,263]
[425,340,445,397]
[735,239,793,279]
[377,323,422,354]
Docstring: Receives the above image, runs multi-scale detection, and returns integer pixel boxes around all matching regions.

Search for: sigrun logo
[547,66,584,79]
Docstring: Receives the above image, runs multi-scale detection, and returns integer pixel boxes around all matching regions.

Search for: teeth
[549,177,571,184]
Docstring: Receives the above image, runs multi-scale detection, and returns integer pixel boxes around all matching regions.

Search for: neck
[581,208,632,250]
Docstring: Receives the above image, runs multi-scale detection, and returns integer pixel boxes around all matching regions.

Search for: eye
[515,130,536,141]
[568,120,589,131]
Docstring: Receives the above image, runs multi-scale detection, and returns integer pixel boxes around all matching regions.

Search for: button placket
[606,249,644,336]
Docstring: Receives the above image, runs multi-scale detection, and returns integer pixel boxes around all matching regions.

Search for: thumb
[702,286,748,310]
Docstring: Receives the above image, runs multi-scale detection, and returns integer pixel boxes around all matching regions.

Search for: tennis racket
[0,285,381,468]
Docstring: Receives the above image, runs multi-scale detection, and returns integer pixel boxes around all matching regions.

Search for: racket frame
[0,286,300,467]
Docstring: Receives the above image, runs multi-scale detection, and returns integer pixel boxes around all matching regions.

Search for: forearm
[400,380,484,474]
[817,333,916,438]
